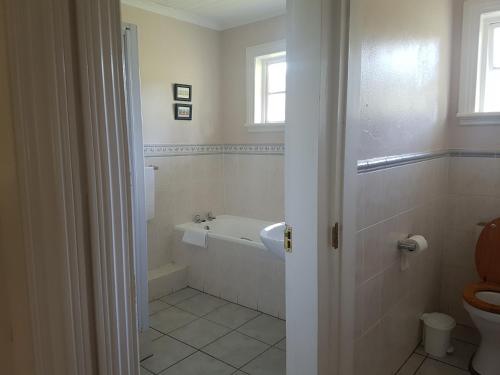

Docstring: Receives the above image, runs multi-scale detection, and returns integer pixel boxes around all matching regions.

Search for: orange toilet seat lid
[463,282,500,314]
[475,218,500,284]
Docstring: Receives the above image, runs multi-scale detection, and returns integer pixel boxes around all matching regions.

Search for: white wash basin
[260,222,286,260]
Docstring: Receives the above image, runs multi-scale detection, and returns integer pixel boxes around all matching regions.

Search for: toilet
[463,218,500,375]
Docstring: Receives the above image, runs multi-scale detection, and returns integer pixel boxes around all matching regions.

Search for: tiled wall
[223,154,284,223]
[145,154,225,270]
[354,157,448,375]
[145,148,284,271]
[441,155,500,326]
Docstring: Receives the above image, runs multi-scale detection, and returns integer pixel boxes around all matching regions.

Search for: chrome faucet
[206,212,216,221]
[193,214,205,223]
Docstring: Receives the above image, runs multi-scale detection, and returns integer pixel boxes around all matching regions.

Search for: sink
[260,222,286,260]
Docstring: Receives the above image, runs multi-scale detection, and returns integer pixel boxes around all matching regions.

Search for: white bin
[421,313,456,357]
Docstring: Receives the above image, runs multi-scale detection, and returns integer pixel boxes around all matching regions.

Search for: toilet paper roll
[407,235,428,253]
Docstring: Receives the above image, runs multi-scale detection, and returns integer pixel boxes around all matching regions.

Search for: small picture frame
[173,83,192,101]
[174,103,192,120]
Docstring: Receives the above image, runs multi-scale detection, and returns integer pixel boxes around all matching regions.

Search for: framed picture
[174,103,192,120]
[173,83,192,101]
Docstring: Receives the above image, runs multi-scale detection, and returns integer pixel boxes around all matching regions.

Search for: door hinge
[332,222,339,249]
[284,224,292,252]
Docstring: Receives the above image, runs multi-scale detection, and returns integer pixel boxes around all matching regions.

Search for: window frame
[260,54,287,124]
[458,0,500,125]
[245,40,286,132]
[477,15,500,112]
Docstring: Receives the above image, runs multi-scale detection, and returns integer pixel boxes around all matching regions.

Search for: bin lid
[421,313,456,330]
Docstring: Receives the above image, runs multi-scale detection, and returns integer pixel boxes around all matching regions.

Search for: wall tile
[355,156,448,374]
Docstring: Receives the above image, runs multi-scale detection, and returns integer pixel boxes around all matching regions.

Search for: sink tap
[206,212,216,221]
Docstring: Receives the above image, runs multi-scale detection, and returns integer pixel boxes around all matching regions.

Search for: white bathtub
[173,215,285,318]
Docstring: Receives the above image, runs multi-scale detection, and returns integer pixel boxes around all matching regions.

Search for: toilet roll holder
[397,235,418,252]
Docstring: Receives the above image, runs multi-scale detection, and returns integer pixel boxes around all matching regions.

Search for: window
[246,40,286,131]
[458,1,500,125]
[478,15,500,112]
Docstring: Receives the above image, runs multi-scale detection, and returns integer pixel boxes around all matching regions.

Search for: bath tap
[193,214,205,223]
[206,212,216,221]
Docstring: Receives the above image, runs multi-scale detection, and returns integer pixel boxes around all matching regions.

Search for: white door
[122,24,149,333]
[285,0,350,374]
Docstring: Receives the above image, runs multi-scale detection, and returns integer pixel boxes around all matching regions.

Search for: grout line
[427,356,474,372]
[413,357,426,375]
[235,345,275,371]
[146,289,286,373]
[152,335,240,373]
[451,336,479,347]
[394,349,421,374]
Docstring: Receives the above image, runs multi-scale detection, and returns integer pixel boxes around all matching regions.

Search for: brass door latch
[284,224,292,252]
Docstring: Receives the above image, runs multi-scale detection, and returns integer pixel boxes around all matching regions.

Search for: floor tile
[150,307,197,334]
[141,327,163,342]
[428,339,476,370]
[415,359,469,375]
[176,293,229,316]
[452,324,480,346]
[204,303,261,329]
[169,318,231,348]
[237,315,286,345]
[141,335,196,374]
[274,338,286,351]
[149,300,171,315]
[202,331,269,368]
[161,287,201,305]
[159,351,236,375]
[397,354,426,375]
[415,344,427,356]
[242,348,286,375]
[140,366,154,375]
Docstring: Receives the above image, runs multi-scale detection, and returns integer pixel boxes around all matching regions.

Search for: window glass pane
[484,70,500,111]
[267,62,286,93]
[494,26,500,68]
[267,92,286,122]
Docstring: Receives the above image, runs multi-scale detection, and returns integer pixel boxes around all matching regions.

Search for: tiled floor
[141,287,286,375]
[396,325,479,375]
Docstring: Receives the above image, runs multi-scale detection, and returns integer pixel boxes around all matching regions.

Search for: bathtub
[173,215,285,318]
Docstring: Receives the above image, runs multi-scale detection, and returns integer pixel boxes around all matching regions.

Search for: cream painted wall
[0,1,35,373]
[357,0,453,160]
[220,15,286,144]
[122,4,223,144]
[121,6,286,145]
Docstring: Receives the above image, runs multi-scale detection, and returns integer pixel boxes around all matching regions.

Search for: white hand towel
[144,166,155,221]
[182,229,208,248]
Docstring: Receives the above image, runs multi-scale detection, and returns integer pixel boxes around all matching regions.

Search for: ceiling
[122,0,286,30]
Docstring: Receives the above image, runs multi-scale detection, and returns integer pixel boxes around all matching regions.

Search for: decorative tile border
[144,143,284,157]
[223,143,284,155]
[448,149,500,158]
[358,149,500,173]
[144,144,499,166]
[144,144,223,156]
[357,151,449,173]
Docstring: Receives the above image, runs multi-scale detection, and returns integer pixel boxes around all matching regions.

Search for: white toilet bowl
[464,291,500,375]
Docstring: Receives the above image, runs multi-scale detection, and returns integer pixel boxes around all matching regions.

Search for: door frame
[123,22,149,334]
[4,0,353,374]
[285,0,352,374]
[5,0,139,374]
